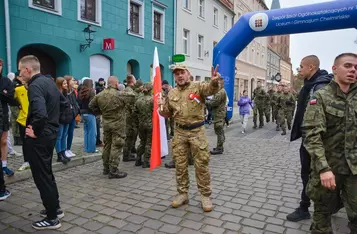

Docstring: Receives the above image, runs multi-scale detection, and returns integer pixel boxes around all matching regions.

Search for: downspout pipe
[172,0,177,86]
[4,0,11,73]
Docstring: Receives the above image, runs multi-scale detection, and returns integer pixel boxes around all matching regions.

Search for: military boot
[165,160,176,168]
[103,167,109,175]
[253,123,257,129]
[135,156,142,166]
[171,193,189,208]
[108,168,127,179]
[201,195,213,212]
[259,123,264,128]
[288,124,291,130]
[142,162,150,168]
[123,148,136,162]
[276,125,281,131]
[210,147,223,155]
[281,129,286,135]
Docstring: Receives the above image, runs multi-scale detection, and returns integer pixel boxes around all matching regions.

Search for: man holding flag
[159,64,221,212]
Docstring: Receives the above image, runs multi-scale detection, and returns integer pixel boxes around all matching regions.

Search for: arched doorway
[127,60,140,78]
[90,54,112,82]
[17,44,71,78]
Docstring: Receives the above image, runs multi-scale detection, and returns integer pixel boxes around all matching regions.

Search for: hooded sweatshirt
[290,69,333,142]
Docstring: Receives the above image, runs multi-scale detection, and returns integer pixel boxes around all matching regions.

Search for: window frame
[223,14,228,32]
[213,7,218,28]
[128,0,145,38]
[77,0,102,27]
[197,34,204,59]
[182,0,191,11]
[198,0,205,19]
[152,8,165,44]
[29,0,62,16]
[183,29,190,56]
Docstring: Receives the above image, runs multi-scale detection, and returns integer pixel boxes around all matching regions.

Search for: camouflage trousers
[274,106,280,124]
[253,105,265,126]
[307,173,357,234]
[165,118,175,137]
[264,104,271,123]
[10,106,20,138]
[172,126,211,196]
[271,105,276,122]
[123,122,138,158]
[213,119,225,149]
[137,124,152,164]
[102,128,125,171]
[278,109,292,131]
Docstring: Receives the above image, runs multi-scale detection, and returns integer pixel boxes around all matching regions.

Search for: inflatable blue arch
[213,0,357,120]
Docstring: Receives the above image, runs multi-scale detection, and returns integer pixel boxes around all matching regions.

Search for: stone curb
[5,153,102,185]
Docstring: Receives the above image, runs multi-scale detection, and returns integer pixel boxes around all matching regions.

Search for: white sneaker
[9,151,22,157]
[18,162,30,171]
[241,130,245,134]
[68,150,76,157]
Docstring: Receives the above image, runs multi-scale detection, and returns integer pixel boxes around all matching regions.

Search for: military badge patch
[310,99,317,105]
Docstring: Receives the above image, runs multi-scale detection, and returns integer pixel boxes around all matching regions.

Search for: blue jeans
[82,114,97,153]
[66,119,75,150]
[56,124,69,153]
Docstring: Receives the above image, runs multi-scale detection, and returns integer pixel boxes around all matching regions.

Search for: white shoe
[67,150,76,157]
[18,162,30,171]
[241,130,245,134]
[9,151,22,157]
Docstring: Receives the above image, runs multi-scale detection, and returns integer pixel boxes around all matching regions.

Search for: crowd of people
[0,52,356,233]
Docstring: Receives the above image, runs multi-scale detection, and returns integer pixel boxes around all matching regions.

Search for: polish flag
[151,47,168,171]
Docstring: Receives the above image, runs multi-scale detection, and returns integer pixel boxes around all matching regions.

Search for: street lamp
[80,25,96,52]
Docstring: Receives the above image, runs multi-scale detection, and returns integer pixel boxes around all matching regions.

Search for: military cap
[172,64,189,73]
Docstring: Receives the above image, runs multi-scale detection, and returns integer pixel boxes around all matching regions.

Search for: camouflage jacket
[124,86,139,121]
[89,86,133,135]
[208,88,227,121]
[253,87,266,106]
[160,79,220,125]
[303,81,357,175]
[134,92,153,128]
[277,92,295,111]
[268,90,276,106]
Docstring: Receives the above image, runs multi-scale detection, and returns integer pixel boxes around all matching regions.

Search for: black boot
[276,125,280,131]
[61,151,71,162]
[108,168,127,179]
[57,153,69,165]
[165,160,176,168]
[135,157,143,166]
[281,130,286,135]
[123,148,136,162]
[142,162,150,168]
[253,123,257,129]
[103,168,109,175]
[286,207,311,222]
[210,148,223,155]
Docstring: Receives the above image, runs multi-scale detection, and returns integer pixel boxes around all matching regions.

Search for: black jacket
[290,70,333,142]
[0,75,18,120]
[66,91,80,117]
[27,74,60,137]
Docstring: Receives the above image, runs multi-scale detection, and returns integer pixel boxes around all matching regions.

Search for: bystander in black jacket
[26,74,60,137]
[290,69,333,142]
[0,74,18,130]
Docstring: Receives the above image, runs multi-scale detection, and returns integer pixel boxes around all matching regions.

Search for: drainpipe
[4,0,11,72]
[172,0,177,86]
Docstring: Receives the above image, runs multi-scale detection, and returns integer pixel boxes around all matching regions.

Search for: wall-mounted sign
[219,0,234,11]
[172,54,186,63]
[103,38,115,50]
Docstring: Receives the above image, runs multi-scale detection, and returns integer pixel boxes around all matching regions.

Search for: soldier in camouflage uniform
[277,85,295,135]
[133,83,153,168]
[252,81,266,128]
[268,85,276,123]
[303,53,357,234]
[208,79,227,155]
[89,76,134,179]
[123,74,139,162]
[274,84,283,131]
[159,64,221,212]
[264,86,271,123]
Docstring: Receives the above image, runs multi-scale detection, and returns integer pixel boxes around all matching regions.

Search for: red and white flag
[151,47,168,171]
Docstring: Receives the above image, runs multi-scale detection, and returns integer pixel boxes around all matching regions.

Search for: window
[199,0,205,18]
[183,0,191,11]
[128,0,144,37]
[153,9,165,42]
[195,76,201,81]
[29,0,62,15]
[198,35,204,59]
[224,15,228,32]
[213,8,218,26]
[183,29,190,55]
[78,0,101,26]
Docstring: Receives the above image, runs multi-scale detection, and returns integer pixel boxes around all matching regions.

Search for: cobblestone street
[0,120,349,234]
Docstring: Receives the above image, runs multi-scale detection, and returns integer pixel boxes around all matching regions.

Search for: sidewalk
[5,124,102,184]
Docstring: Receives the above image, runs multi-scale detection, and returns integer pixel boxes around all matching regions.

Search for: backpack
[59,93,74,124]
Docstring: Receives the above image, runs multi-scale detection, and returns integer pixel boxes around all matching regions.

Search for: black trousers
[18,124,28,163]
[26,135,60,219]
[300,143,311,210]
[96,117,101,144]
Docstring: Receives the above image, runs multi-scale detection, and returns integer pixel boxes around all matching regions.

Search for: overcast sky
[264,0,357,73]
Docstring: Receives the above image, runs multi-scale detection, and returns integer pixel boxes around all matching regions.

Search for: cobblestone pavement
[0,120,349,234]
